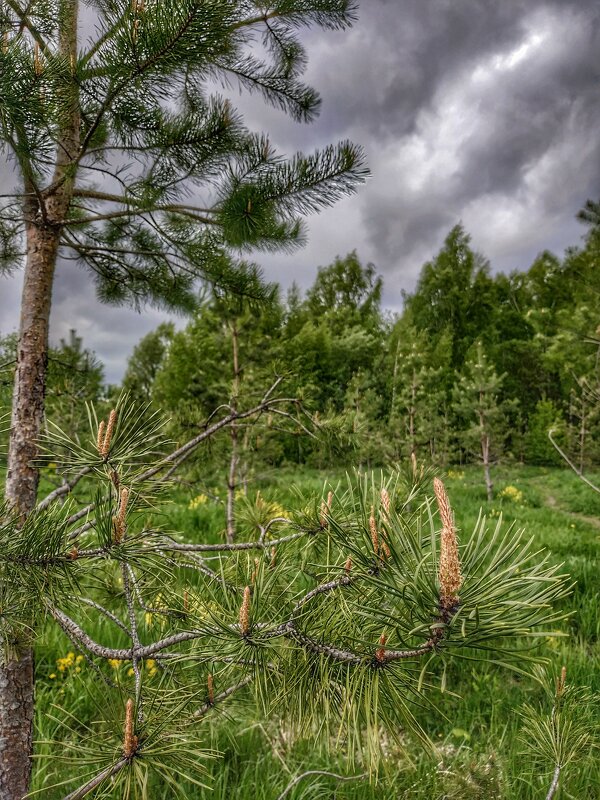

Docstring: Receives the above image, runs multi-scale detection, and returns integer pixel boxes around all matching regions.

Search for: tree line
[114,207,600,494]
[3,208,598,500]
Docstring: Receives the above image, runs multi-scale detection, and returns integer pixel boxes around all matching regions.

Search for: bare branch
[36,466,92,511]
[64,394,306,525]
[76,597,132,637]
[548,428,600,495]
[158,527,307,553]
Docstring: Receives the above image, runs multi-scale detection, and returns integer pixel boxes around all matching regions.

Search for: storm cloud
[1,0,599,381]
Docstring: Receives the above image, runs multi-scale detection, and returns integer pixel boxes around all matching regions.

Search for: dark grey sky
[1,0,599,382]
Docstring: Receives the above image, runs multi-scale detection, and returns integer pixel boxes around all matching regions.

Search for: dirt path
[544,492,600,529]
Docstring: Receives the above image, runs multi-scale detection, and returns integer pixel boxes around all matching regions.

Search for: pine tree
[0,401,568,797]
[452,343,515,501]
[387,324,449,464]
[0,2,368,795]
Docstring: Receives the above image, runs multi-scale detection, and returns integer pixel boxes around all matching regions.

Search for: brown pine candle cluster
[319,490,334,528]
[112,487,129,544]
[370,502,391,560]
[97,409,117,460]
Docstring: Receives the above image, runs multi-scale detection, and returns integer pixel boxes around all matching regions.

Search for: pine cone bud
[99,409,117,459]
[433,478,462,610]
[369,506,379,556]
[97,420,106,453]
[380,487,391,516]
[319,500,328,528]
[239,586,251,636]
[411,451,417,476]
[380,534,391,560]
[112,487,129,543]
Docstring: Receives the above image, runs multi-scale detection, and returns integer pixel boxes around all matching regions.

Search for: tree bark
[0,650,35,799]
[1,1,80,793]
[5,226,60,515]
[1,222,60,800]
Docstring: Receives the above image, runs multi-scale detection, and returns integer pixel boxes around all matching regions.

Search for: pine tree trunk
[1,223,59,799]
[0,650,35,800]
[1,3,79,791]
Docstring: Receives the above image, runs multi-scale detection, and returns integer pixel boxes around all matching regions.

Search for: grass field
[31,463,600,799]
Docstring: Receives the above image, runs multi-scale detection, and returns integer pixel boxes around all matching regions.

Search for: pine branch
[159,528,306,553]
[546,765,561,800]
[61,758,128,800]
[4,0,51,56]
[192,675,252,718]
[59,673,253,800]
[53,390,309,520]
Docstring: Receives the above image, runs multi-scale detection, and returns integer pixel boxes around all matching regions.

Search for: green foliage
[524,400,564,466]
[122,323,175,404]
[452,343,516,465]
[404,225,495,369]
[1,0,368,310]
[118,200,600,481]
[519,667,599,794]
[1,405,573,797]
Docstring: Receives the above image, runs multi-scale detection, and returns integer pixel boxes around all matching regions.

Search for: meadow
[31,463,600,799]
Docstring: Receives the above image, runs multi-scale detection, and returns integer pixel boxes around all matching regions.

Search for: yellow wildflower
[188,494,209,510]
[446,470,465,480]
[56,652,76,672]
[499,485,524,504]
[108,659,120,670]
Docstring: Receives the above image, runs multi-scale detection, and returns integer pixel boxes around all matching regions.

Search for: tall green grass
[31,465,600,798]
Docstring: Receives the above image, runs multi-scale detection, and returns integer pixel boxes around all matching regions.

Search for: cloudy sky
[1,0,599,382]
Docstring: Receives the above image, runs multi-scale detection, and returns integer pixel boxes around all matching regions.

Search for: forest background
[3,204,599,490]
